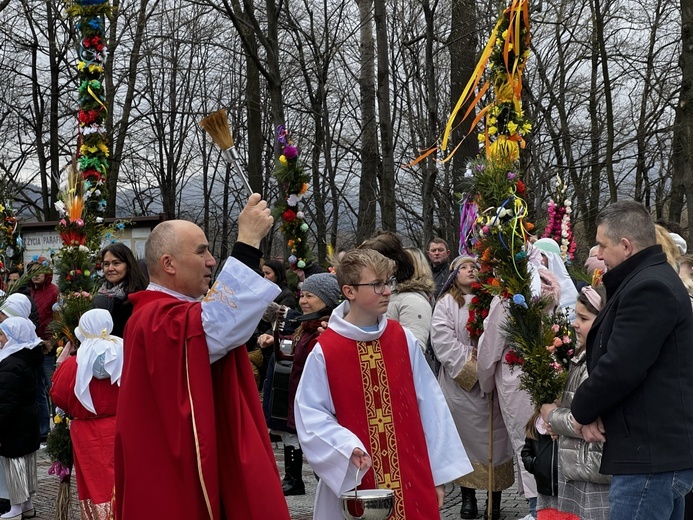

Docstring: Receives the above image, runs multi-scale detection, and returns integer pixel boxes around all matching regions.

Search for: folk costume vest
[320,320,439,519]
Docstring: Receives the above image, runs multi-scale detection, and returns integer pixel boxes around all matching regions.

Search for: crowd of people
[0,197,692,520]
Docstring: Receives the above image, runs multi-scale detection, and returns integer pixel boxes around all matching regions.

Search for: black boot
[459,487,478,519]
[484,491,501,520]
[281,445,294,492]
[283,446,306,496]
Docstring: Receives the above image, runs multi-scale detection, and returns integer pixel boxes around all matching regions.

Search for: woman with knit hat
[50,309,122,520]
[431,256,514,519]
[0,317,43,520]
[280,272,341,496]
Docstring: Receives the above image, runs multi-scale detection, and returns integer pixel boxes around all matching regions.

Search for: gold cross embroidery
[369,408,392,433]
[381,472,401,490]
[360,347,382,369]
[203,281,238,308]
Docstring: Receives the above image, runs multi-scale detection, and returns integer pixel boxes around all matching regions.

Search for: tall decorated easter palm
[47,1,113,518]
[432,0,579,508]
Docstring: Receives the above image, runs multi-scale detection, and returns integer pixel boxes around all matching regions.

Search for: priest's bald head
[145,220,216,298]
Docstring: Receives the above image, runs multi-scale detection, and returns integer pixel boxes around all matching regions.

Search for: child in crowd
[51,309,122,519]
[521,411,558,519]
[294,248,471,519]
[541,286,610,520]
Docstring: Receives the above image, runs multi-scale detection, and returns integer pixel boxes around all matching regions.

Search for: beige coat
[387,280,433,349]
[431,293,514,490]
[477,296,538,498]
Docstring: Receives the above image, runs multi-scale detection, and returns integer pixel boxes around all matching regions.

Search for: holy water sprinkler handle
[221,147,253,197]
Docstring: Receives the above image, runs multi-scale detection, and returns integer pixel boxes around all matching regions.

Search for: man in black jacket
[571,200,693,520]
[427,237,451,298]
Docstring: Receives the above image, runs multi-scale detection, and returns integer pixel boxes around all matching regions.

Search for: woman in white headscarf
[533,238,579,319]
[0,294,32,322]
[0,317,43,520]
[0,294,34,515]
[50,309,123,520]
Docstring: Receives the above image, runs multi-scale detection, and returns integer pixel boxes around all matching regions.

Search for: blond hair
[336,249,395,288]
[405,248,436,294]
[655,224,680,270]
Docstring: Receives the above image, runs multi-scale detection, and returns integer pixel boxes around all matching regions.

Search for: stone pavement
[32,444,533,519]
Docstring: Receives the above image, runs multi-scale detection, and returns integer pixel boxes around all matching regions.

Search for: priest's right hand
[350,447,372,470]
[237,193,273,249]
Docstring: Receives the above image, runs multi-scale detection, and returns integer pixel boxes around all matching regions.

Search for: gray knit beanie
[301,273,341,310]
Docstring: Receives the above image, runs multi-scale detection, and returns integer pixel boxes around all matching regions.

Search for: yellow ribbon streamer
[87,85,108,115]
[441,15,504,152]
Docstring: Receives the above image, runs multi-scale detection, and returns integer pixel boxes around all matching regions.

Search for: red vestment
[113,290,289,520]
[320,320,439,520]
[51,356,118,519]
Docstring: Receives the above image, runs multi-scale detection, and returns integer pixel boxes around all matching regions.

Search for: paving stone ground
[32,444,533,519]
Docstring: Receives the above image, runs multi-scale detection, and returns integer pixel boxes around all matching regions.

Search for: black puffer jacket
[0,347,42,458]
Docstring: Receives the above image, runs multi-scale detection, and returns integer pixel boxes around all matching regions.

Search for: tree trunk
[591,0,617,203]
[670,0,693,241]
[47,0,60,221]
[373,0,396,231]
[587,16,602,241]
[245,25,263,193]
[420,0,437,247]
[105,0,153,218]
[446,0,478,252]
[217,0,286,140]
[356,0,378,243]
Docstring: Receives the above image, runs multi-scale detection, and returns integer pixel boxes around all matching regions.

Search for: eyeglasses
[351,276,397,294]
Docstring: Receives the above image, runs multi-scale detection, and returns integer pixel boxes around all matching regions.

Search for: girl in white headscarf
[0,317,43,520]
[50,309,123,520]
[0,294,32,322]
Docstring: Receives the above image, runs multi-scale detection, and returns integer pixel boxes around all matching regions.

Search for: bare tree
[104,0,159,218]
[356,0,379,243]
[670,0,693,240]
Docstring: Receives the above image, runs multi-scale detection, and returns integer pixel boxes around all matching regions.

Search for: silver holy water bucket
[340,467,394,520]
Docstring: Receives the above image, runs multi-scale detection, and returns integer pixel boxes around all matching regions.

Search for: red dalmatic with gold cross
[320,320,439,519]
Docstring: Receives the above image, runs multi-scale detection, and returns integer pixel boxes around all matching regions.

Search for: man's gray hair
[145,221,179,275]
[597,200,656,250]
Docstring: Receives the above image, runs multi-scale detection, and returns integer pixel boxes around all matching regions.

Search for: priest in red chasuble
[114,194,290,520]
[295,249,472,519]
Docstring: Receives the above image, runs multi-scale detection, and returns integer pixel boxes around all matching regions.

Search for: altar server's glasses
[351,276,397,294]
